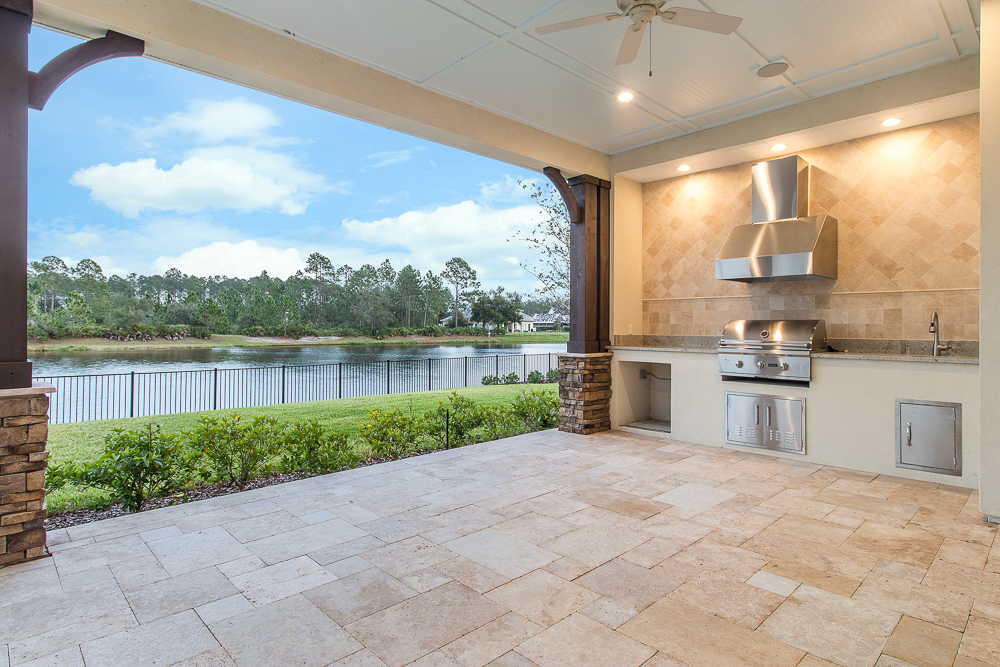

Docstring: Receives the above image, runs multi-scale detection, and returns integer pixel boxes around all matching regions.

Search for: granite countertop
[609,345,979,364]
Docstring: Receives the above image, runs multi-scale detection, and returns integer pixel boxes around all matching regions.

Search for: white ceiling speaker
[757,61,790,78]
[536,1,743,66]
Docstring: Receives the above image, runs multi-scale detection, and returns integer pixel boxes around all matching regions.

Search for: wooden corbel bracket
[29,30,145,111]
[542,166,581,224]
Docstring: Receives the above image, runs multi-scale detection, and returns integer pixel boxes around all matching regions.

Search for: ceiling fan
[536,1,743,66]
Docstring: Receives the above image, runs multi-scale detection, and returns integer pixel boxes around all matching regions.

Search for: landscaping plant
[501,373,520,385]
[546,369,560,382]
[478,405,527,441]
[511,389,560,430]
[357,409,424,459]
[481,374,499,386]
[425,392,485,449]
[79,424,193,512]
[278,420,360,474]
[186,414,284,490]
[526,370,544,384]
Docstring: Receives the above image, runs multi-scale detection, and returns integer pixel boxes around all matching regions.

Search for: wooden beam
[29,30,144,110]
[543,166,580,224]
[566,175,611,354]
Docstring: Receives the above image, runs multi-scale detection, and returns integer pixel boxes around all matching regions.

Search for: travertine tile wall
[642,114,980,341]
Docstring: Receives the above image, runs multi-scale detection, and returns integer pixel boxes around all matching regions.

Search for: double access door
[725,391,805,454]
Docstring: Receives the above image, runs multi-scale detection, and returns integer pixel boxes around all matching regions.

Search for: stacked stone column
[558,353,612,435]
[1,387,52,566]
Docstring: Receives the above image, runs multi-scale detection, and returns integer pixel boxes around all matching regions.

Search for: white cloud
[70,146,340,217]
[375,191,409,205]
[479,174,538,202]
[152,240,306,279]
[341,199,548,290]
[67,231,102,246]
[361,148,426,171]
[136,98,282,145]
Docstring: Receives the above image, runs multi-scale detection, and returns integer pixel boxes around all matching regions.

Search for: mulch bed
[43,447,448,531]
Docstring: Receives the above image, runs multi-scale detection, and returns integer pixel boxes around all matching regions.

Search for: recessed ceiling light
[678,165,691,172]
[757,61,789,78]
[882,118,901,127]
[617,92,634,102]
[771,144,787,151]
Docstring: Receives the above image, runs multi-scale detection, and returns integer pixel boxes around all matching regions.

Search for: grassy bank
[47,383,558,512]
[29,331,568,352]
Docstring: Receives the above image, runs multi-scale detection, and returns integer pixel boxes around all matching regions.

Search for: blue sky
[27,26,549,292]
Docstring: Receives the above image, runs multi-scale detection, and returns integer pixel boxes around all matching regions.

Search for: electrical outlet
[629,324,633,334]
[639,369,647,379]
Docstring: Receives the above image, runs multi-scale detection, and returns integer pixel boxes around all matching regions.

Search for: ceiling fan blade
[615,22,647,66]
[660,7,743,35]
[535,12,622,35]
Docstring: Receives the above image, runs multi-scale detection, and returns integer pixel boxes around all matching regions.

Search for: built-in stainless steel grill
[717,319,827,382]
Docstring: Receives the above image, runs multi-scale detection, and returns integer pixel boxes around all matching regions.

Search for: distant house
[532,307,568,329]
[506,313,535,333]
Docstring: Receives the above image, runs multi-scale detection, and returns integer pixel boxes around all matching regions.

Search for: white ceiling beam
[697,0,809,102]
[950,0,981,50]
[931,0,962,58]
[611,54,979,176]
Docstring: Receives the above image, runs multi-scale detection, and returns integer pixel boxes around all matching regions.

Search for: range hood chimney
[715,155,838,282]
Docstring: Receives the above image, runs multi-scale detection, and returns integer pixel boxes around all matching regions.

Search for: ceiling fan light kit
[536,1,743,66]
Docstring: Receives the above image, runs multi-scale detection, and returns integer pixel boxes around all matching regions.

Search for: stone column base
[558,352,612,435]
[1,383,55,567]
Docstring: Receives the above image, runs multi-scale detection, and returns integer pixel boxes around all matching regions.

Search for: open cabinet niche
[619,361,671,433]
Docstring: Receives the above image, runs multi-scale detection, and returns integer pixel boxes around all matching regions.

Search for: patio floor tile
[443,529,559,578]
[210,594,360,667]
[345,581,506,667]
[80,610,218,667]
[517,613,654,667]
[303,567,417,625]
[6,430,998,667]
[486,569,599,627]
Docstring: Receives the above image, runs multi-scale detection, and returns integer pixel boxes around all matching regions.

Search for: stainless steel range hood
[715,155,838,282]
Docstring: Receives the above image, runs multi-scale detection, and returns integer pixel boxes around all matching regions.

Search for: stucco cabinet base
[0,384,55,567]
[611,348,981,489]
[559,353,613,435]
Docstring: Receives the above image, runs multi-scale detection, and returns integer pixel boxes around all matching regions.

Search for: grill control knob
[756,360,766,369]
[735,360,744,368]
[781,362,790,371]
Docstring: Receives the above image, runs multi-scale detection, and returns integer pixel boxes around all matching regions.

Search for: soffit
[191,0,981,155]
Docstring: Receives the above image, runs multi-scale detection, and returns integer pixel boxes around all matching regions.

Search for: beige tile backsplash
[641,115,980,341]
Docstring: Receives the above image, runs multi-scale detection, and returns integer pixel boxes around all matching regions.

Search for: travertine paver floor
[3,430,1000,667]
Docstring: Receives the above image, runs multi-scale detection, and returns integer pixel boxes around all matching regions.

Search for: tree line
[27,254,553,340]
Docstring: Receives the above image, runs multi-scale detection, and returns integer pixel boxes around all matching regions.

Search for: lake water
[30,341,567,377]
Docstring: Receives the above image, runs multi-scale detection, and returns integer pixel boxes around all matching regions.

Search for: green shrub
[526,370,544,384]
[478,405,527,441]
[45,460,81,491]
[278,420,360,474]
[546,369,560,382]
[481,374,499,386]
[357,409,423,459]
[425,393,484,449]
[511,389,560,430]
[185,414,285,490]
[501,373,520,385]
[190,325,211,339]
[79,424,193,512]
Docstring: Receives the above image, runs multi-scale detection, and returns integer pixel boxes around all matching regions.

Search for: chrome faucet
[929,311,951,357]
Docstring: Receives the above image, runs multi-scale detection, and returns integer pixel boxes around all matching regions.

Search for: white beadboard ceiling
[192,0,981,156]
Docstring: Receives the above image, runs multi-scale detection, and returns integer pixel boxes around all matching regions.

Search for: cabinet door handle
[906,422,912,446]
[755,405,759,425]
[766,406,772,427]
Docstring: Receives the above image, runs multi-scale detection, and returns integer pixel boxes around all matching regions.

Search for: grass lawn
[30,331,568,352]
[47,383,558,512]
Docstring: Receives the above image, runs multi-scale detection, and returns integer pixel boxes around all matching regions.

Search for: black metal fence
[34,352,562,425]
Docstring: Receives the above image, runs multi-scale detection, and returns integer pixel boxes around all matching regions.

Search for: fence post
[496,355,499,377]
[281,365,286,404]
[129,371,135,418]
[464,356,468,387]
[446,409,450,449]
[549,354,552,373]
[338,362,342,399]
[386,360,391,395]
[213,368,218,410]
[428,357,431,391]
[523,354,527,380]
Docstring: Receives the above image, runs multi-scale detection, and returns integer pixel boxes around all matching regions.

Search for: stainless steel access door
[726,392,805,454]
[896,399,961,476]
[725,392,762,447]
